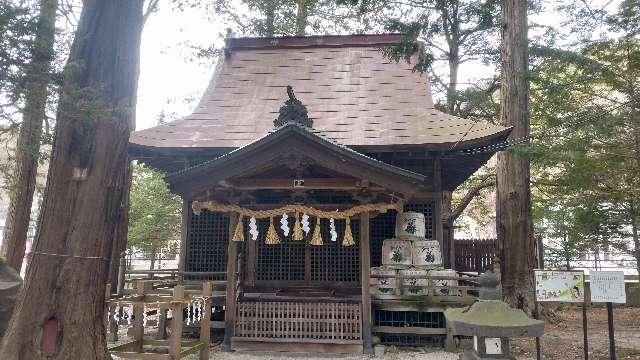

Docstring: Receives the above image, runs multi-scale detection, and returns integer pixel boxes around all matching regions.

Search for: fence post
[155,305,167,340]
[105,283,118,342]
[200,282,213,360]
[169,285,185,358]
[117,254,126,295]
[132,281,150,351]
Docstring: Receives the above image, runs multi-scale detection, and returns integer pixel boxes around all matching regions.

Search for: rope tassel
[232,215,244,242]
[310,217,323,246]
[265,217,280,245]
[292,212,304,241]
[342,217,355,246]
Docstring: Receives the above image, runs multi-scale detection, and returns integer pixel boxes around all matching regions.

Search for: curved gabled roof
[167,123,426,197]
[130,34,510,151]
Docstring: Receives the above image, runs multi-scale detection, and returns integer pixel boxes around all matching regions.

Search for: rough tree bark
[0,0,58,272]
[0,1,143,359]
[108,162,132,294]
[496,0,535,314]
[440,4,460,114]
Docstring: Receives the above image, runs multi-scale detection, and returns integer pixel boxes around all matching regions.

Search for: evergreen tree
[0,0,144,358]
[128,164,181,270]
[1,0,58,273]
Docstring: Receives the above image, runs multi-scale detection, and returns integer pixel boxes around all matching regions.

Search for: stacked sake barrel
[371,212,456,298]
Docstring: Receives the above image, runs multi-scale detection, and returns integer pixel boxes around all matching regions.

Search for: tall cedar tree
[1,0,57,272]
[0,1,143,359]
[496,0,535,313]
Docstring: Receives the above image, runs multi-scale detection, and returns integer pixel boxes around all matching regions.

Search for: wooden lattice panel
[370,210,397,267]
[310,218,360,283]
[235,301,362,343]
[186,209,228,280]
[255,218,305,282]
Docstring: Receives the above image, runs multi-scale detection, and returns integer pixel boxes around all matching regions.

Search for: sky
[136,5,226,130]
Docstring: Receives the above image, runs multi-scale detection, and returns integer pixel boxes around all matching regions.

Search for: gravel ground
[110,339,460,360]
[124,349,460,360]
[205,350,460,360]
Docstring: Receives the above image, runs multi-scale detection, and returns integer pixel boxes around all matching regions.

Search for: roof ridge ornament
[274,85,313,128]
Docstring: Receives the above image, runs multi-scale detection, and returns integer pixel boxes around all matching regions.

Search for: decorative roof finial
[274,85,313,128]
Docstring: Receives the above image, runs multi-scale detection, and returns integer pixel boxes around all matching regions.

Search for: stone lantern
[444,264,544,359]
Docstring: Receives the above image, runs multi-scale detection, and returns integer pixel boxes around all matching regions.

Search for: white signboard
[535,270,585,303]
[590,271,626,304]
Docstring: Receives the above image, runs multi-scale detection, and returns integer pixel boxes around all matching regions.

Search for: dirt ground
[512,306,640,360]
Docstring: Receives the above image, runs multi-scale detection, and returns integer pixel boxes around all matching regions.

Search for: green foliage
[0,1,36,117]
[128,163,181,259]
[529,0,640,268]
[211,0,365,37]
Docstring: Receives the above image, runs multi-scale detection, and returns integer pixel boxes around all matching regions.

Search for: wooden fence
[235,301,362,344]
[454,238,497,273]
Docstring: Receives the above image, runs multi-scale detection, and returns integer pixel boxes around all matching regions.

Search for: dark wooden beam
[359,212,373,354]
[225,178,380,190]
[433,156,444,249]
[246,223,256,287]
[223,214,239,352]
[178,198,190,273]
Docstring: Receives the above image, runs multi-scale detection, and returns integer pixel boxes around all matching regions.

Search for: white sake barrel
[399,267,428,296]
[428,269,459,296]
[382,239,412,268]
[370,266,398,298]
[412,240,443,268]
[395,212,426,239]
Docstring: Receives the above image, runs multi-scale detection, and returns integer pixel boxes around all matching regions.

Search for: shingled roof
[130,34,510,151]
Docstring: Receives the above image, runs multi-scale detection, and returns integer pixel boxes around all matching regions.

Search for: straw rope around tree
[192,201,404,246]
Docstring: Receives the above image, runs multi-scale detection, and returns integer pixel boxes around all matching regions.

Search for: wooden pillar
[200,282,213,360]
[169,285,185,358]
[246,227,256,287]
[359,212,373,354]
[433,156,444,253]
[178,198,191,274]
[441,190,455,269]
[223,213,239,352]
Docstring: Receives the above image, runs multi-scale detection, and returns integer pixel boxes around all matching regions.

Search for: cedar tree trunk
[496,0,535,314]
[1,0,58,272]
[108,162,132,294]
[0,1,143,359]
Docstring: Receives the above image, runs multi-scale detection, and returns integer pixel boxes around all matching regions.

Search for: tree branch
[143,0,160,26]
[449,175,495,222]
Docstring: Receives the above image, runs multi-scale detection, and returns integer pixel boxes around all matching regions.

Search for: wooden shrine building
[129,34,511,353]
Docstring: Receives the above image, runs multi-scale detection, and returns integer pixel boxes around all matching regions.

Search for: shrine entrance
[166,97,426,352]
